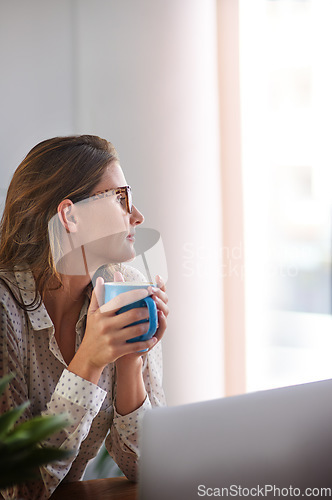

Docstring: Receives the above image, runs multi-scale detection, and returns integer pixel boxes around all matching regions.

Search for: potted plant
[0,373,71,489]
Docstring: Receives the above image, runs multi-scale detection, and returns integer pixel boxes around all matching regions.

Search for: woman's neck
[43,273,91,327]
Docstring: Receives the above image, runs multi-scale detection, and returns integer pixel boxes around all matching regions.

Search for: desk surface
[50,477,137,500]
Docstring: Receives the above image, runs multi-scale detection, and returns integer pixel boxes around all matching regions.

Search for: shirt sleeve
[0,299,106,500]
[105,341,166,481]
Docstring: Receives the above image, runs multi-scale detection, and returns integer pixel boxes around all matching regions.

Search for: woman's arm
[114,356,146,416]
[0,297,107,500]
[105,342,166,481]
[105,269,168,480]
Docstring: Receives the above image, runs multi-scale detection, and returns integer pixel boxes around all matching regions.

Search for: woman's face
[73,161,144,272]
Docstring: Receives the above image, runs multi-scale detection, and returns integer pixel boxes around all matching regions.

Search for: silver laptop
[139,379,332,499]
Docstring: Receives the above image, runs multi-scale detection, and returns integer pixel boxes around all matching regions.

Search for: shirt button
[120,424,126,430]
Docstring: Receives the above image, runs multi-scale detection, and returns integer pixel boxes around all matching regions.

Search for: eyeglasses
[87,185,133,214]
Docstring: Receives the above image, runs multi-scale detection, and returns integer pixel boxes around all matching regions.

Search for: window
[240,0,332,391]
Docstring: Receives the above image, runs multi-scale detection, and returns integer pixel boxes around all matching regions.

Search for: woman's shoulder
[0,270,17,302]
[0,270,24,323]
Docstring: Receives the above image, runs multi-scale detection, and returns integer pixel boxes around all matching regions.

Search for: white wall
[0,0,75,188]
[0,0,224,405]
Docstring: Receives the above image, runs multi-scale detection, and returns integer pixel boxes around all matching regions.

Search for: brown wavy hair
[0,135,119,310]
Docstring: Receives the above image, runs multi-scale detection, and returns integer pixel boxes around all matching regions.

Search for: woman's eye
[117,195,126,207]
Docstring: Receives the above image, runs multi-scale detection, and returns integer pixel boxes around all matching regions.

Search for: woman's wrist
[115,353,143,373]
[68,349,104,386]
[115,355,146,415]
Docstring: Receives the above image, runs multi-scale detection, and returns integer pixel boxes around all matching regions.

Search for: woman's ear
[57,199,78,233]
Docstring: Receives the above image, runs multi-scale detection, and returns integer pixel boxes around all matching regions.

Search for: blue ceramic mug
[104,282,158,344]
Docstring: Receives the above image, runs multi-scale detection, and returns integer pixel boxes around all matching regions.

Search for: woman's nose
[130,205,144,225]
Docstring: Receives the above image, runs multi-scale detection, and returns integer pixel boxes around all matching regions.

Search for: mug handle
[141,295,158,340]
[135,296,157,353]
[119,296,158,343]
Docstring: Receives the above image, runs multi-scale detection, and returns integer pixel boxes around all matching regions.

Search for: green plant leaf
[0,469,40,489]
[0,375,72,490]
[0,444,72,470]
[0,446,72,488]
[0,401,30,440]
[3,413,70,451]
[0,372,15,397]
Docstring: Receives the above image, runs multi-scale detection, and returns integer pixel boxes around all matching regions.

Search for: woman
[0,135,168,499]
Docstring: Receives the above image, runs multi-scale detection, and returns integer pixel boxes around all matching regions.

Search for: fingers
[156,275,166,291]
[120,335,158,356]
[98,305,151,340]
[103,332,158,362]
[119,318,150,341]
[148,286,168,305]
[122,310,166,348]
[151,294,169,317]
[148,284,169,319]
[102,310,164,359]
[133,312,166,357]
[153,310,167,343]
[114,310,160,344]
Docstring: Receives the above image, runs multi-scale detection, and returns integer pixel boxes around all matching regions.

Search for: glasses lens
[127,187,133,213]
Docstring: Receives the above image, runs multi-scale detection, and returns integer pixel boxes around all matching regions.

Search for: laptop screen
[139,379,332,499]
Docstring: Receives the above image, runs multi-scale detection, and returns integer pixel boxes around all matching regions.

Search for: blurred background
[1,0,332,421]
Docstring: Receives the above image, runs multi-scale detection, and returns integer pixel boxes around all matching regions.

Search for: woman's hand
[115,274,169,367]
[67,277,158,384]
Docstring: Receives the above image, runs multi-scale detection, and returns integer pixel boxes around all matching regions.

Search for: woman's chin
[122,247,136,262]
[105,248,136,265]
[81,241,137,270]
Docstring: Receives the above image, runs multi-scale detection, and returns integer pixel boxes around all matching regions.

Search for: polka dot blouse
[0,265,166,500]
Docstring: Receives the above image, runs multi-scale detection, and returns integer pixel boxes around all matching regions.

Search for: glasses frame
[86,185,133,214]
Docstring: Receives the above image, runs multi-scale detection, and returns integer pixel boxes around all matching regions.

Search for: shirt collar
[14,268,53,331]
